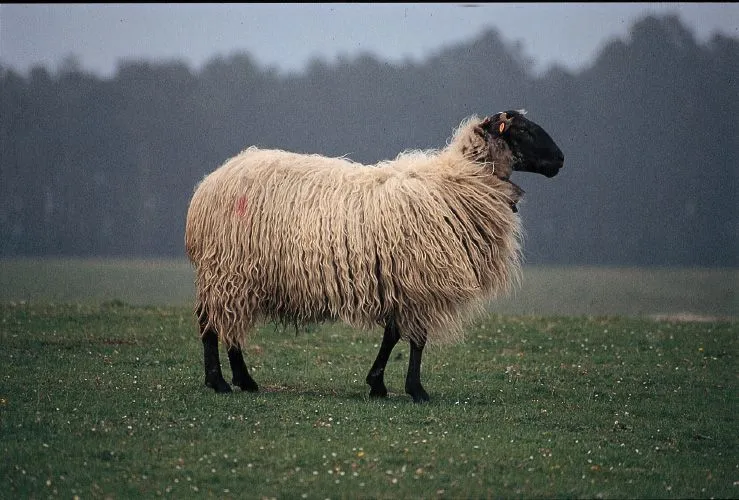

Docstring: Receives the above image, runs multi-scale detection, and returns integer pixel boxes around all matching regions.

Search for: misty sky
[2,3,738,78]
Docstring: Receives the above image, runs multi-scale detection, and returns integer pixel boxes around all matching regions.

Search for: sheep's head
[477,110,564,179]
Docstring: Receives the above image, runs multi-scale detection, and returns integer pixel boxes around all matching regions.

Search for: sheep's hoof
[368,386,388,398]
[233,377,259,393]
[367,375,388,398]
[206,378,232,393]
[407,385,430,404]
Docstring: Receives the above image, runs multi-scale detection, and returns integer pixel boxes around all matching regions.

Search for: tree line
[1,14,736,266]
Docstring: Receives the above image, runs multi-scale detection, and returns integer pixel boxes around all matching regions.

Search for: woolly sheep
[185,110,564,402]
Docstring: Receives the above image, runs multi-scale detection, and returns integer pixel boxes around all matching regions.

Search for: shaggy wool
[185,116,523,348]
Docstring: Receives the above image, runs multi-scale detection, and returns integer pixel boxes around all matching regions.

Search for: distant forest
[1,15,737,266]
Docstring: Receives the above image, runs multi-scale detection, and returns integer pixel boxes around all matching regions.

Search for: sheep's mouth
[513,159,562,178]
[539,160,563,178]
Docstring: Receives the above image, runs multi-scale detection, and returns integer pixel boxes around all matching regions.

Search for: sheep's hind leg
[366,318,401,398]
[405,337,430,403]
[227,346,259,392]
[198,306,231,393]
[202,329,231,393]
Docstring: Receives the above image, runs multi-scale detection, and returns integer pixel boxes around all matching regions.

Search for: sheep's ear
[493,112,515,135]
[476,116,495,137]
[479,114,509,135]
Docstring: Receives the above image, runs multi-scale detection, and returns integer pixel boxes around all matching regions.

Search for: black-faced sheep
[185,110,564,402]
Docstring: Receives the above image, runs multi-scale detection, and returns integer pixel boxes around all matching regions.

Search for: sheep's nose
[556,149,564,165]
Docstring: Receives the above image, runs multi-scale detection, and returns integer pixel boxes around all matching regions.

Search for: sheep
[185,110,564,402]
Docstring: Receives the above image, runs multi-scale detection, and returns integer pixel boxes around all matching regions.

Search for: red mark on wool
[234,196,248,217]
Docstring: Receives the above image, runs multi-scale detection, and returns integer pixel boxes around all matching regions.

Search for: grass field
[0,260,736,498]
[1,302,737,498]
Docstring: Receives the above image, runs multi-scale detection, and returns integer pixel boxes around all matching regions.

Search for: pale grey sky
[1,3,738,77]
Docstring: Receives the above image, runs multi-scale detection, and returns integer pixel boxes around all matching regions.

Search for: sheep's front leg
[227,346,259,392]
[366,318,401,398]
[406,337,430,403]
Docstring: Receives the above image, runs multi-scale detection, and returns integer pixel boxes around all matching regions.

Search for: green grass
[1,303,736,498]
[0,259,736,318]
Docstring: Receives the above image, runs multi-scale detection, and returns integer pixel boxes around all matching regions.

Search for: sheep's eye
[498,122,505,134]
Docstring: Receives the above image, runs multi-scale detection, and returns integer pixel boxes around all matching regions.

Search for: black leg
[198,306,231,393]
[227,346,259,392]
[366,318,401,398]
[405,337,430,403]
[202,329,231,393]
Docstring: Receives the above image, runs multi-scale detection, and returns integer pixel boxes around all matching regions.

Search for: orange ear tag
[498,122,505,134]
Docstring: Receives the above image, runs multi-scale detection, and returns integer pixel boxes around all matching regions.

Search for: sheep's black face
[485,110,564,178]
